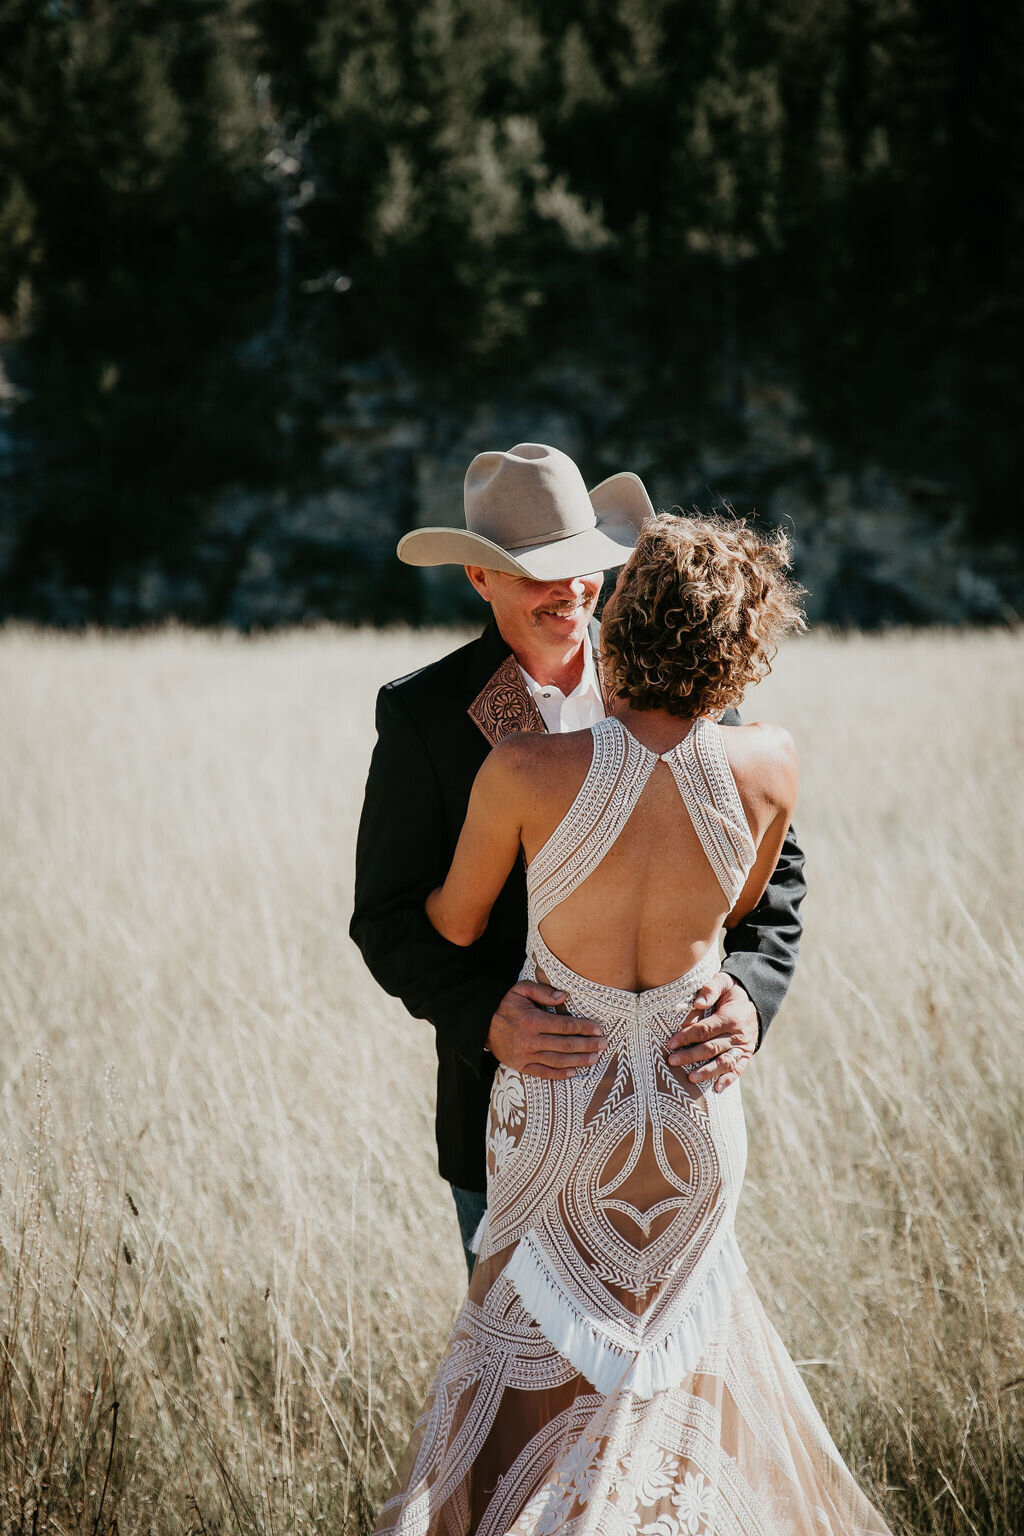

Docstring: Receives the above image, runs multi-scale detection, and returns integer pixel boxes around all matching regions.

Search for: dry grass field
[0,624,1022,1536]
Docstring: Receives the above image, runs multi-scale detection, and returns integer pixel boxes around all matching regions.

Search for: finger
[514,980,569,1008]
[666,1040,724,1067]
[534,1044,604,1069]
[691,994,745,1028]
[689,1048,746,1083]
[690,971,728,1012]
[685,1016,757,1058]
[714,1050,750,1089]
[534,1038,604,1062]
[664,1016,723,1051]
[667,998,755,1048]
[662,1007,703,1049]
[681,1044,727,1069]
[522,1062,582,1080]
[535,1012,606,1039]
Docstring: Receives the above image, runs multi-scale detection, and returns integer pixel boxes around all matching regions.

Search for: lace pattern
[375,716,891,1535]
[664,721,756,911]
[528,717,754,925]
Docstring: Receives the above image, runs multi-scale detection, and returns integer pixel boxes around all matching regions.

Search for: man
[350,443,806,1276]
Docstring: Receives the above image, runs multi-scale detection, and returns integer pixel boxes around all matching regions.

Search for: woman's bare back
[514,709,797,995]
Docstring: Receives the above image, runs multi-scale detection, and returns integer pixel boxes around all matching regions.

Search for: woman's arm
[724,725,800,931]
[426,742,525,946]
[351,685,513,1076]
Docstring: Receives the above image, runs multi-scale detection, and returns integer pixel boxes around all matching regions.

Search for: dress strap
[526,717,656,929]
[661,717,756,908]
[526,715,756,929]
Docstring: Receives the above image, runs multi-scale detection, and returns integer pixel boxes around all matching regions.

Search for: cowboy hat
[396,442,655,581]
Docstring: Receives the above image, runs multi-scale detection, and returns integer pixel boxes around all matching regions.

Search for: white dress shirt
[518,631,606,734]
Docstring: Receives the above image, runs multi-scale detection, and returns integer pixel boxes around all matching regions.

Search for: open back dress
[374,715,892,1536]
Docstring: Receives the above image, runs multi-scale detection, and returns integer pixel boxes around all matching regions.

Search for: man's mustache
[535,597,595,617]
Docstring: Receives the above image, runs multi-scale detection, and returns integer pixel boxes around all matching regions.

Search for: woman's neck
[607,698,700,754]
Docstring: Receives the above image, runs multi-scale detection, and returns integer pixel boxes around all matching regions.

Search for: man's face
[465,566,604,658]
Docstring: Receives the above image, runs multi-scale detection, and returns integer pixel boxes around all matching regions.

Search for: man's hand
[665,972,759,1092]
[487,981,607,1079]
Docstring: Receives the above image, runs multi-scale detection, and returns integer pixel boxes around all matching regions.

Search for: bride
[374,514,891,1536]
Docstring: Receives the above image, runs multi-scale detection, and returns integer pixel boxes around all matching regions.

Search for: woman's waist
[522,929,719,1030]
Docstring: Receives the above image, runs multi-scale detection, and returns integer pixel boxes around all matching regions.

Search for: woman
[375,515,890,1536]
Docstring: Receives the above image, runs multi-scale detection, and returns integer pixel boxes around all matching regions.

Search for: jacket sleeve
[349,685,508,1077]
[721,822,806,1046]
[718,706,807,1046]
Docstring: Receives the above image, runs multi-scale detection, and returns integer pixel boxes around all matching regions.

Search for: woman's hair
[601,512,805,719]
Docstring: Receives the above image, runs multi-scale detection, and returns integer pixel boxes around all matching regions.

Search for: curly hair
[601,513,805,719]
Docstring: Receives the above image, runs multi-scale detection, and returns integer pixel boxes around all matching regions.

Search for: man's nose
[550,576,587,599]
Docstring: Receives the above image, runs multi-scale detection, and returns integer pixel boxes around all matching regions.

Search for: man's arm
[664,709,807,1088]
[665,821,806,1089]
[720,819,806,1045]
[714,703,806,1045]
[350,686,509,1077]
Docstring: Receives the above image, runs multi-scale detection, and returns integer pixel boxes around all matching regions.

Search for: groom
[351,444,806,1273]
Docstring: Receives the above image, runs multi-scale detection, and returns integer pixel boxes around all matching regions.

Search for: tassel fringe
[502,1229,747,1399]
[468,1211,488,1256]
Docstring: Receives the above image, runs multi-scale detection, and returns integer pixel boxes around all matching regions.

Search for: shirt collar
[519,628,600,704]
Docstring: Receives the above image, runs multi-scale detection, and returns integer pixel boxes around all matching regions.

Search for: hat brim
[397,470,655,580]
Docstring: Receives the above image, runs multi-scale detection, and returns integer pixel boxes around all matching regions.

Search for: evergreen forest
[1,0,1021,625]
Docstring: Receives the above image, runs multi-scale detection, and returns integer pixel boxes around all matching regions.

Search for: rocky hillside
[1,354,1015,631]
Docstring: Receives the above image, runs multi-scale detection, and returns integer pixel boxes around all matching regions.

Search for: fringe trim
[468,1211,488,1256]
[503,1229,747,1399]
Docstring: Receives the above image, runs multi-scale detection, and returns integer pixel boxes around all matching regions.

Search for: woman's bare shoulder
[486,727,595,781]
[721,717,796,755]
[719,719,798,803]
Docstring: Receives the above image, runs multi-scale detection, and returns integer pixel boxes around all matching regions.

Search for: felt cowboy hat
[397,442,656,581]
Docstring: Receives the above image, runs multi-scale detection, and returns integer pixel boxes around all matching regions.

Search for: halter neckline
[606,712,706,763]
[526,711,756,930]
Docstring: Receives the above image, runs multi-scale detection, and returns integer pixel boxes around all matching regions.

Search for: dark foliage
[0,0,1021,622]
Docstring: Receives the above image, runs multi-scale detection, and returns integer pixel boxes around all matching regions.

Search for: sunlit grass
[0,623,1021,1534]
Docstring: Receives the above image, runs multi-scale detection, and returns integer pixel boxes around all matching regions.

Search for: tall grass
[0,625,1021,1535]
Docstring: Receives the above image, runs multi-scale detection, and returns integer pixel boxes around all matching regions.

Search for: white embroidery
[493,1067,526,1127]
[488,1125,519,1173]
[479,716,753,1394]
[672,1471,717,1533]
[375,717,892,1536]
[562,1430,605,1508]
[625,1445,676,1504]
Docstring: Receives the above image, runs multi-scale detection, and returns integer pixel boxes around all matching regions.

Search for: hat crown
[465,443,596,553]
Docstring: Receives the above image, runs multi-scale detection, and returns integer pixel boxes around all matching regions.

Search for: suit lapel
[468,651,546,746]
[467,611,615,747]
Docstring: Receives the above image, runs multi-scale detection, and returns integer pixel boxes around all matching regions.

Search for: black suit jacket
[350,617,806,1192]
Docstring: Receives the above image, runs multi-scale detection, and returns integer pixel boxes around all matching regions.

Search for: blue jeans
[449,1184,488,1282]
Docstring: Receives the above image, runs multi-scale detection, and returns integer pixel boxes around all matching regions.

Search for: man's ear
[464,566,494,603]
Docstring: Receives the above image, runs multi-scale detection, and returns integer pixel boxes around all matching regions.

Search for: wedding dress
[375,716,891,1536]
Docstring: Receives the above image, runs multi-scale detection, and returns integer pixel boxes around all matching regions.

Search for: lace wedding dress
[375,716,891,1536]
